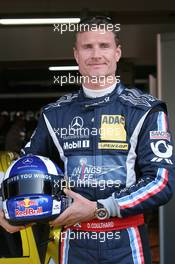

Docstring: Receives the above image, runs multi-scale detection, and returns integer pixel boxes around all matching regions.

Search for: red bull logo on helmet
[17,198,38,208]
[15,207,43,217]
[16,198,43,217]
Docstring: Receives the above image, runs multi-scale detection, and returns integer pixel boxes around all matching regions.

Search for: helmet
[1,155,68,225]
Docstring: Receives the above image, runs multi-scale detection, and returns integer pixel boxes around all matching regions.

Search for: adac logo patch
[100,115,126,141]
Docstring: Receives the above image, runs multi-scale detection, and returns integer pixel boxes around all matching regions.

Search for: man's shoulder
[118,86,164,110]
[42,92,79,113]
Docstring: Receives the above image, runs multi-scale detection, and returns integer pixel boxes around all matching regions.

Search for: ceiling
[0,0,175,23]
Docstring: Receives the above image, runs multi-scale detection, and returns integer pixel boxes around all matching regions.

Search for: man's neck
[83,81,117,98]
[82,75,117,90]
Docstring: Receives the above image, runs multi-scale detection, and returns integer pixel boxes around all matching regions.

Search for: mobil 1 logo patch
[63,140,90,150]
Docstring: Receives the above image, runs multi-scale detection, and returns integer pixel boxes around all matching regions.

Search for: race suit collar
[78,82,124,109]
[82,82,117,98]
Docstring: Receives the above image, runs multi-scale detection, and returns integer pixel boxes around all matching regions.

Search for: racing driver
[0,16,175,264]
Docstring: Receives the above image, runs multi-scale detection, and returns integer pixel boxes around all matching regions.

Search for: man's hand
[0,209,25,233]
[50,189,97,228]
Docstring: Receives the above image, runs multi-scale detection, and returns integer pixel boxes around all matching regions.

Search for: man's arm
[98,109,175,218]
[0,209,24,233]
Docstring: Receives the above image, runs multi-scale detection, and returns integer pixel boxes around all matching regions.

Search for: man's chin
[88,72,107,79]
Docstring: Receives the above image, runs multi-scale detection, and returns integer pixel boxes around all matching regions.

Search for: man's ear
[73,47,79,64]
[116,45,121,62]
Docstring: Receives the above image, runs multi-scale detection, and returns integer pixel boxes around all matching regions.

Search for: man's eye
[100,43,110,48]
[83,45,92,49]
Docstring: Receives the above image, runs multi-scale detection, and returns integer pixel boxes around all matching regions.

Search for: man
[0,16,175,264]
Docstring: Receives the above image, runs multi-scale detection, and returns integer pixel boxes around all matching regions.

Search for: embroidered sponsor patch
[150,131,170,141]
[71,158,121,180]
[151,140,173,164]
[98,142,128,150]
[63,140,90,149]
[100,115,126,141]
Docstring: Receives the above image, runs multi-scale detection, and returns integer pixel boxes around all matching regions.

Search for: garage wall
[0,24,175,64]
[158,32,175,264]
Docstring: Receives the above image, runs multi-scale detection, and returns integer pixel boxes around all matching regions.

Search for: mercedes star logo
[22,158,33,164]
[71,116,84,129]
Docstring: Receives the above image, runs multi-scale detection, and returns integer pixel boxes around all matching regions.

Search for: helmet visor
[2,173,65,200]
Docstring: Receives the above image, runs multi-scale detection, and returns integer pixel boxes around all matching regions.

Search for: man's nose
[91,46,102,58]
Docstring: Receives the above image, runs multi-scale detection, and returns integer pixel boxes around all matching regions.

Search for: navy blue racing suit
[22,83,175,264]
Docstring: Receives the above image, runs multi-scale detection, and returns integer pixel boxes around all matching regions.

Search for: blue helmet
[1,155,68,225]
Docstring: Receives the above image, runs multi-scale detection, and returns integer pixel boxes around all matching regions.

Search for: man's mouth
[89,63,106,66]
